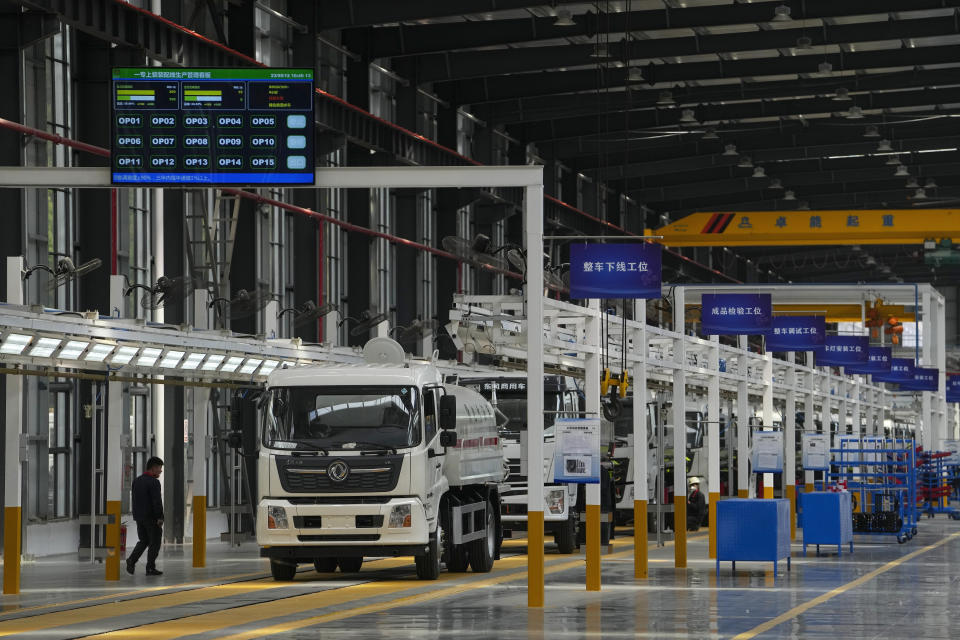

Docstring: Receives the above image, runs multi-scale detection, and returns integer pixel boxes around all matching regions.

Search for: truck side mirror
[227,431,243,450]
[439,430,458,448]
[439,395,456,430]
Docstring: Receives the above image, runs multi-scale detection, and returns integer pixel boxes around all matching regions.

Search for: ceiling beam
[514,86,960,142]
[368,0,960,58]
[416,14,960,83]
[317,0,579,29]
[443,44,960,105]
[477,69,960,126]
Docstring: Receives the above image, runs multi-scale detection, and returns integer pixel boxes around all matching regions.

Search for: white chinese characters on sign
[582,261,648,273]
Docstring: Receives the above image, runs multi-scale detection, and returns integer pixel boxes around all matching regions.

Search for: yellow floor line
[0,557,414,637]
[731,531,960,640]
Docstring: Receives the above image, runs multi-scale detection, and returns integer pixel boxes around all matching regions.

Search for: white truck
[256,338,505,580]
[458,373,581,553]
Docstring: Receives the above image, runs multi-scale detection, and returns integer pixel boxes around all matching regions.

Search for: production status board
[111,68,314,185]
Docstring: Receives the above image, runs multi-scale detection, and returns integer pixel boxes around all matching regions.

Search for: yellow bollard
[674,497,687,568]
[586,504,601,591]
[3,506,21,594]
[634,499,648,579]
[105,500,122,580]
[193,495,207,567]
[786,485,797,540]
[708,492,719,558]
[528,510,545,607]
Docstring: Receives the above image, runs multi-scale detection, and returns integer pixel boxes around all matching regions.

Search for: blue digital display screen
[110,68,314,186]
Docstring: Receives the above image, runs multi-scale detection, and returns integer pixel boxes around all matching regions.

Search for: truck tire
[270,559,297,581]
[313,558,337,573]
[555,512,577,554]
[469,500,496,573]
[337,557,363,573]
[415,532,441,580]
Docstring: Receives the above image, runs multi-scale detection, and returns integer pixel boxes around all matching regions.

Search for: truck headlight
[546,489,565,515]
[388,504,412,528]
[267,505,288,529]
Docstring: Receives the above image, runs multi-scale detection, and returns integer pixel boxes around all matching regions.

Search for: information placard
[111,67,314,185]
[568,243,662,299]
[701,293,772,335]
[751,429,784,473]
[802,432,831,470]
[552,418,601,484]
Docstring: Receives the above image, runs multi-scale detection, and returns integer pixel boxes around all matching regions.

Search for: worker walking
[126,456,165,576]
[687,477,707,532]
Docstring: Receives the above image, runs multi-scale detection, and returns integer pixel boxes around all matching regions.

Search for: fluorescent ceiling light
[877,139,893,152]
[260,360,280,376]
[553,9,575,26]
[220,356,244,373]
[722,143,738,156]
[783,190,796,201]
[59,340,89,360]
[771,4,792,21]
[752,166,767,178]
[84,343,114,362]
[201,354,225,371]
[28,337,60,358]
[180,352,205,370]
[136,347,162,367]
[678,109,698,124]
[239,358,263,375]
[111,346,139,365]
[894,164,910,177]
[159,350,185,368]
[0,333,32,355]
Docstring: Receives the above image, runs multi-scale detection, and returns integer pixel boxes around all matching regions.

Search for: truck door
[423,387,444,523]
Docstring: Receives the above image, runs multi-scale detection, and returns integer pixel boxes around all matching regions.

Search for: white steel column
[3,256,24,594]
[524,183,545,608]
[672,287,687,568]
[105,276,126,581]
[761,354,774,499]
[852,377,862,438]
[632,300,649,578]
[737,337,750,498]
[785,355,797,539]
[585,299,601,590]
[921,288,934,450]
[804,356,816,492]
[707,335,720,558]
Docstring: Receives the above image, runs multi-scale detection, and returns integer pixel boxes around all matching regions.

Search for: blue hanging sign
[815,336,869,367]
[568,243,662,299]
[765,315,826,351]
[871,358,915,383]
[845,346,893,375]
[899,367,939,392]
[700,293,772,335]
[947,375,960,403]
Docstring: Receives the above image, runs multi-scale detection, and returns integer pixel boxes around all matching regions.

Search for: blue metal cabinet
[716,498,791,575]
[801,491,853,556]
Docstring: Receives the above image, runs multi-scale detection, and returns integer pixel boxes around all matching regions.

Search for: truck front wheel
[415,532,441,580]
[338,557,363,573]
[314,558,337,573]
[555,512,577,554]
[270,559,297,581]
[469,499,496,573]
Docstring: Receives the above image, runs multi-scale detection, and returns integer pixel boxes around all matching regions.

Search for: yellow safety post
[105,500,122,580]
[674,497,687,568]
[586,504,601,591]
[763,485,774,499]
[708,492,719,558]
[3,506,20,594]
[634,500,648,578]
[193,495,207,567]
[805,483,815,493]
[528,511,544,607]
[738,489,749,498]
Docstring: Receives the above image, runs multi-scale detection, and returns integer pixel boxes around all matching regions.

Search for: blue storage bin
[801,491,853,556]
[716,498,791,575]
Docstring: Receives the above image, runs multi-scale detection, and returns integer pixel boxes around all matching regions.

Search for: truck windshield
[262,385,421,450]
[496,392,562,438]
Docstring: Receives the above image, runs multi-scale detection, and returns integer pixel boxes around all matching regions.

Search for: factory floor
[1,518,958,639]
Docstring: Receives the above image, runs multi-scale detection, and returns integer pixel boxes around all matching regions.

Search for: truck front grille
[298,534,380,542]
[277,455,403,493]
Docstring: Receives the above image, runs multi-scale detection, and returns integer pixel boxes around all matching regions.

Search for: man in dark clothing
[687,478,707,532]
[126,456,164,576]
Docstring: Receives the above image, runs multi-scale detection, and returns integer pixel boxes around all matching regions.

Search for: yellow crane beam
[655,209,960,247]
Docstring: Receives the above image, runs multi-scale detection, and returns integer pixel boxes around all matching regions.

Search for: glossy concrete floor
[0,519,958,639]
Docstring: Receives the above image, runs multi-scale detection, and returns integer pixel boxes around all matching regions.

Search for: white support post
[785,355,797,539]
[921,288,934,450]
[3,256,23,594]
[762,355,774,499]
[672,287,687,568]
[632,300,648,578]
[585,299,601,590]
[707,335,720,558]
[804,356,815,492]
[737,336,750,498]
[524,183,545,608]
[852,378,862,439]
[105,275,126,581]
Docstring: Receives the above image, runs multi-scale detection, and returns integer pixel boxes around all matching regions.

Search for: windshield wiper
[291,442,329,455]
[332,441,397,455]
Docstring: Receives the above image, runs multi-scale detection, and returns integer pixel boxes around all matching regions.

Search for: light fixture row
[0,332,289,377]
